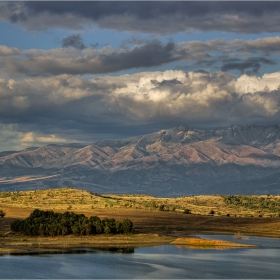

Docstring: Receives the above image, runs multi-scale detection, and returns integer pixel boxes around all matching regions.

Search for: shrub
[183,209,191,214]
[0,210,6,218]
[159,204,165,211]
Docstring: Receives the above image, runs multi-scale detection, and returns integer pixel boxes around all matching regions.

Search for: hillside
[1,188,280,239]
[1,187,280,218]
[1,125,280,195]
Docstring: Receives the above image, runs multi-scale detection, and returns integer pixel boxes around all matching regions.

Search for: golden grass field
[0,187,279,238]
[0,187,280,254]
[1,187,280,216]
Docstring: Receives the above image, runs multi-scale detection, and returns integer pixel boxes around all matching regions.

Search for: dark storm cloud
[2,37,280,78]
[98,40,176,70]
[62,34,86,50]
[2,2,280,34]
[7,40,182,76]
[221,57,277,74]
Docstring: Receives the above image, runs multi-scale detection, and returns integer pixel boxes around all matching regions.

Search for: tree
[89,216,103,234]
[102,218,116,234]
[10,209,133,236]
[121,219,133,234]
[71,224,80,235]
[0,210,6,218]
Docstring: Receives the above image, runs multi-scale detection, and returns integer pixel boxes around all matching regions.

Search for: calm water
[1,235,280,279]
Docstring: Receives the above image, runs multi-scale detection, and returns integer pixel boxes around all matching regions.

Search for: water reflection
[1,236,280,279]
[175,244,234,250]
[8,247,134,256]
[197,234,280,248]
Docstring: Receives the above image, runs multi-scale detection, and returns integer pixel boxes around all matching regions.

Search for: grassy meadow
[1,187,280,239]
[0,187,280,217]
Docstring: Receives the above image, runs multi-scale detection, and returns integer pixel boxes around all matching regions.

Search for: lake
[1,235,280,279]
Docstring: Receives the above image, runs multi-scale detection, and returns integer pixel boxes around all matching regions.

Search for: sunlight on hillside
[0,187,279,218]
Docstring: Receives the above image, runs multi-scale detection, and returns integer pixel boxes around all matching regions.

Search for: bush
[0,210,6,218]
[159,204,165,211]
[183,209,191,214]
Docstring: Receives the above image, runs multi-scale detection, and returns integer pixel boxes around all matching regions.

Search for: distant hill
[1,125,280,196]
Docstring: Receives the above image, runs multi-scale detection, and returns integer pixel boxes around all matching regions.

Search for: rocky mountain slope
[1,125,280,196]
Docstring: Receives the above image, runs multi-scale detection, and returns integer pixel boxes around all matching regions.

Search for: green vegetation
[224,195,280,215]
[11,209,133,237]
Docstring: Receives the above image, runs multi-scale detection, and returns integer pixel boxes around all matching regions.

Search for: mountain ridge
[1,124,280,196]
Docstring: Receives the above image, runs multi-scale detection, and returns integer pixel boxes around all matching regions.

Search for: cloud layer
[1,37,280,78]
[1,2,280,151]
[2,2,280,34]
[1,69,280,150]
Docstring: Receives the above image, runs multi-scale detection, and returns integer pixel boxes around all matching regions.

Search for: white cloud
[104,70,280,120]
[20,132,67,144]
[0,123,71,152]
[1,70,280,150]
[0,45,19,56]
[1,70,280,120]
[236,72,280,94]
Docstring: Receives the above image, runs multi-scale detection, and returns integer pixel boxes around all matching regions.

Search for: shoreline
[1,191,280,255]
[0,233,172,255]
[0,231,263,255]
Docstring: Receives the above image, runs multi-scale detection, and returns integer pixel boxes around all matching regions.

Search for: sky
[1,1,280,151]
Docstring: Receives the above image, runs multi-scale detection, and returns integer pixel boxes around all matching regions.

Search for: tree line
[11,209,133,236]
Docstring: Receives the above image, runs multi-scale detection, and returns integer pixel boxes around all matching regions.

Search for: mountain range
[1,125,280,196]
